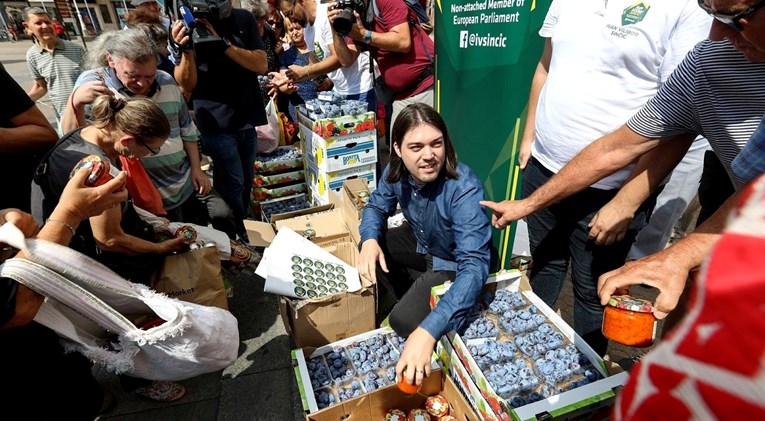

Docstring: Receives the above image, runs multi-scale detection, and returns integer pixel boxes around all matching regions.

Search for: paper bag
[151,246,229,310]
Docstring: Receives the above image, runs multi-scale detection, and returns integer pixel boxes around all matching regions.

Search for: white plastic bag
[256,99,281,154]
[0,223,239,381]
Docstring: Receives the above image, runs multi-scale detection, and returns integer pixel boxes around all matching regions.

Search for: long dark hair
[386,103,459,184]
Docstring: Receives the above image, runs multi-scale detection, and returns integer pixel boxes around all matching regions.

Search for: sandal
[135,381,186,402]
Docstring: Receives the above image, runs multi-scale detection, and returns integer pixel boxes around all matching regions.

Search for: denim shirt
[359,162,492,339]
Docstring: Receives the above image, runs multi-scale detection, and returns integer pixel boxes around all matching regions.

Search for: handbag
[119,156,167,216]
[256,99,281,154]
[0,223,239,381]
[151,246,229,310]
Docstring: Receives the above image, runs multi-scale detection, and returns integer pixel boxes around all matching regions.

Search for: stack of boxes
[298,105,378,205]
[251,146,309,221]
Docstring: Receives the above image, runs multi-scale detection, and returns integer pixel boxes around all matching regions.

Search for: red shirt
[371,0,434,100]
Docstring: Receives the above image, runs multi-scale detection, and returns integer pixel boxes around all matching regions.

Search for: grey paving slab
[217,367,303,421]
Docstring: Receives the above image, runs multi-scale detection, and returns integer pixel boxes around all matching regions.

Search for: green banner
[435,0,551,269]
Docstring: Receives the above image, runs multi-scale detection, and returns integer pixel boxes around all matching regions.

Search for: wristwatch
[363,29,372,44]
[223,37,233,50]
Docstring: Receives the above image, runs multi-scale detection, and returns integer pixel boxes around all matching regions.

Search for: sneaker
[135,381,186,402]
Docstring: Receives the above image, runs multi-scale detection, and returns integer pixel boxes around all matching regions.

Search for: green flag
[435,0,551,269]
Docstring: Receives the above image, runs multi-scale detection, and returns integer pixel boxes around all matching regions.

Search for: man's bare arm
[27,79,48,101]
[0,103,57,154]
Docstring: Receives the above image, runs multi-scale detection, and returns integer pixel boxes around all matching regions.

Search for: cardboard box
[431,272,628,421]
[278,242,375,349]
[298,110,376,140]
[293,327,459,419]
[437,337,502,421]
[306,162,377,205]
[251,181,307,202]
[254,146,304,174]
[259,193,312,223]
[303,372,480,421]
[330,178,369,246]
[253,169,305,188]
[245,204,352,248]
[301,126,377,173]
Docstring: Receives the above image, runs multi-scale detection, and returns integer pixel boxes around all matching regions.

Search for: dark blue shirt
[191,9,267,133]
[359,162,492,339]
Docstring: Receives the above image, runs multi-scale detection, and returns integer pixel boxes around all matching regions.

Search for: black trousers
[697,151,736,226]
[376,222,455,338]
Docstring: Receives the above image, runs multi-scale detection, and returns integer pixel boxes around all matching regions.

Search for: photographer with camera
[171,0,268,242]
[325,0,434,129]
[273,0,376,113]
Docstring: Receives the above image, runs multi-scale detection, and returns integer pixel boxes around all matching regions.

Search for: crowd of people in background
[2,0,764,418]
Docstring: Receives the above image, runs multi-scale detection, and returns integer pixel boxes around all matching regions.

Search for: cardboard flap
[271,203,335,223]
[244,220,275,248]
[275,208,349,244]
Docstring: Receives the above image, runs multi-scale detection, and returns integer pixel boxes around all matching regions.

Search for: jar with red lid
[602,295,657,347]
[70,155,113,187]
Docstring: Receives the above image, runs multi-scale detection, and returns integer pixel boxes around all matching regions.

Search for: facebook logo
[460,30,469,48]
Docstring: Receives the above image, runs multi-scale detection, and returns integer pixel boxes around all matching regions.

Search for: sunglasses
[698,0,765,30]
[268,20,284,29]
[137,138,160,156]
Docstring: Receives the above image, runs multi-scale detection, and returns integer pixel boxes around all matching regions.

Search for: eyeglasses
[698,0,765,30]
[137,138,160,156]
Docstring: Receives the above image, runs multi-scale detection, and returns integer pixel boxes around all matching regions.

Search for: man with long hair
[357,103,492,388]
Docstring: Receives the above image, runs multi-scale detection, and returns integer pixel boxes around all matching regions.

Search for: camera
[332,0,365,36]
[177,0,232,58]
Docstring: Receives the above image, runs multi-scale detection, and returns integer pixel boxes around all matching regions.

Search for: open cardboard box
[245,204,351,248]
[305,161,377,206]
[431,271,628,421]
[293,327,480,420]
[329,178,370,245]
[278,242,375,348]
[437,337,502,421]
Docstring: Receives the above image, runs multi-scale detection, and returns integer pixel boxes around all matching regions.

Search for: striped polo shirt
[627,40,765,189]
[26,39,86,121]
[75,67,200,210]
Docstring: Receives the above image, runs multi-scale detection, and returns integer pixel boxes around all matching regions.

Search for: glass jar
[602,295,657,347]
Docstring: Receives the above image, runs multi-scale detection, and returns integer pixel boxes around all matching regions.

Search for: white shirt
[531,0,710,189]
[312,2,374,96]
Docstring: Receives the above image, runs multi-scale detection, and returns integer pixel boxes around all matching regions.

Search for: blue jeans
[200,128,257,241]
[522,158,659,355]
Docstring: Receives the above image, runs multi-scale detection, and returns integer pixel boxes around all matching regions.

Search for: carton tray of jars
[293,327,440,414]
[431,271,628,421]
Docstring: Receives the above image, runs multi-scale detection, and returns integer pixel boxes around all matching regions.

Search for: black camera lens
[332,10,354,36]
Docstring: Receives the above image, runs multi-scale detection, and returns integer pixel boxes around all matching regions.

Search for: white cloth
[628,137,711,260]
[313,2,375,96]
[531,0,711,189]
